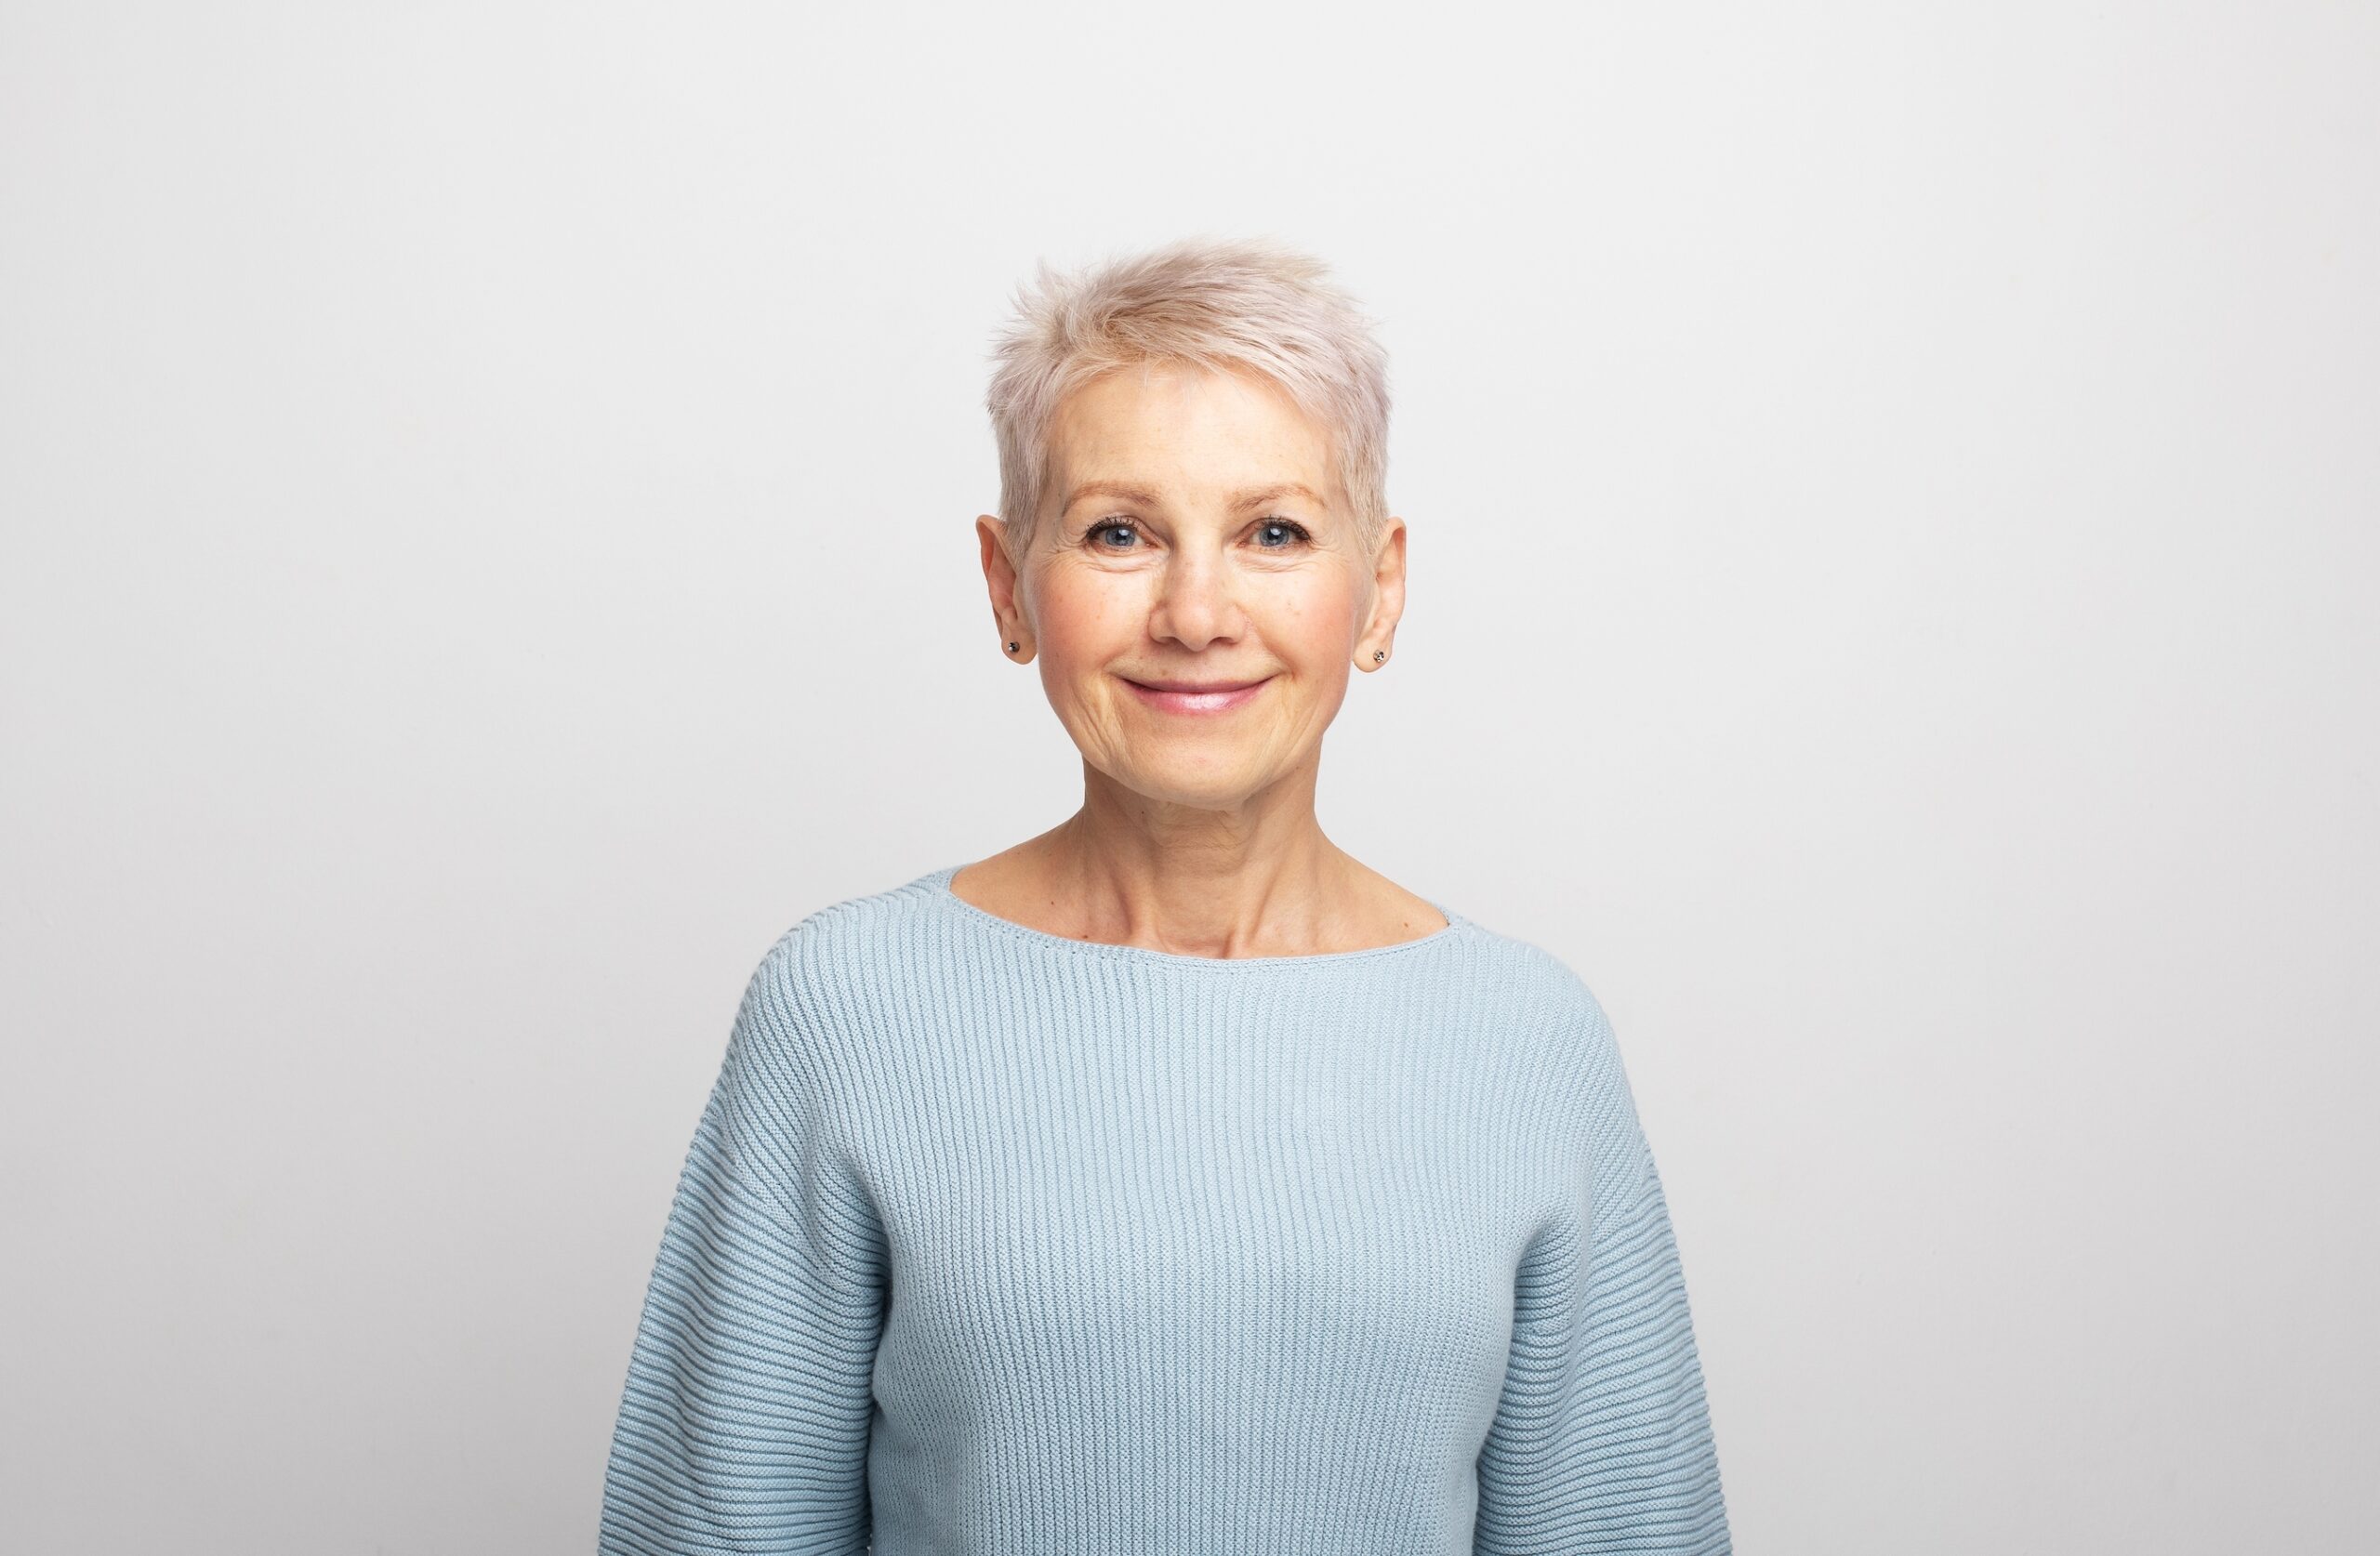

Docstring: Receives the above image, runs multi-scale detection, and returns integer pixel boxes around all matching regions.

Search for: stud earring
[1008,641,1020,653]
[1373,650,1386,662]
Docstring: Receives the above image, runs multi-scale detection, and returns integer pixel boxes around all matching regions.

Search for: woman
[597,237,1730,1554]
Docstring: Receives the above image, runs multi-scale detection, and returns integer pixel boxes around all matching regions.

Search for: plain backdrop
[3,4,2373,1552]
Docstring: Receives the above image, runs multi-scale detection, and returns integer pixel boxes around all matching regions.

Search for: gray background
[4,4,2373,1552]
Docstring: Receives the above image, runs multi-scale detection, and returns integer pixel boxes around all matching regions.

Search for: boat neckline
[922,863,1469,970]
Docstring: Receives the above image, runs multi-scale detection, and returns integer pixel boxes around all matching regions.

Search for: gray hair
[985,234,1393,560]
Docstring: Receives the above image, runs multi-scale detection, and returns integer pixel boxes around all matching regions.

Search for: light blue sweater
[599,864,1729,1554]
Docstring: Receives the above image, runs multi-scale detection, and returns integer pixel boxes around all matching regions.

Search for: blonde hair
[985,235,1393,560]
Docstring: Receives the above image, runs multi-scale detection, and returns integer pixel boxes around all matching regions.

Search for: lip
[1119,674,1274,715]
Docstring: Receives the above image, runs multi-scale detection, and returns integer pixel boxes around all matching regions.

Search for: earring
[1008,641,1020,653]
[1373,650,1386,662]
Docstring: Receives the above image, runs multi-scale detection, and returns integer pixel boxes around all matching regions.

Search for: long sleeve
[1473,988,1730,1555]
[599,933,887,1556]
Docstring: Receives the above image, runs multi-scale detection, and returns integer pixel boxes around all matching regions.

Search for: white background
[4,4,2373,1551]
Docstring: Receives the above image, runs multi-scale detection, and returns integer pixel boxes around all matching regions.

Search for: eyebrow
[1061,481,1327,513]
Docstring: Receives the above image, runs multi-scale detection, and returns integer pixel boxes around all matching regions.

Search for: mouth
[1118,674,1275,715]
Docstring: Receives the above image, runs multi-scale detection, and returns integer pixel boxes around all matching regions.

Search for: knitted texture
[598,864,1729,1554]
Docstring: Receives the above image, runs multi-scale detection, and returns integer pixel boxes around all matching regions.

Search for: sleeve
[1473,984,1731,1555]
[598,932,888,1556]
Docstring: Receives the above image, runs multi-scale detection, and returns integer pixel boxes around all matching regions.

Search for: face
[976,360,1408,811]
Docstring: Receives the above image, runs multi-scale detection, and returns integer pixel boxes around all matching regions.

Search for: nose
[1146,548,1246,652]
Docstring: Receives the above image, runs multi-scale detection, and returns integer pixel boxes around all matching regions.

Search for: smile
[1119,675,1274,715]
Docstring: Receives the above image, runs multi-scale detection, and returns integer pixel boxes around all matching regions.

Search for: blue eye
[1083,516,1314,551]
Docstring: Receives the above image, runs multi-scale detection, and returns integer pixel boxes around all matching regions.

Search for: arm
[599,934,885,1555]
[1474,989,1730,1555]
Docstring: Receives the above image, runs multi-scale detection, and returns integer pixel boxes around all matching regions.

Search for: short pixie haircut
[985,235,1394,560]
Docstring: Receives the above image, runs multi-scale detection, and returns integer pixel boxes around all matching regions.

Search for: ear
[1353,515,1409,671]
[977,514,1032,661]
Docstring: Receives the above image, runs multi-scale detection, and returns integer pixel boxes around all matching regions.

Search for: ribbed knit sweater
[598,864,1729,1554]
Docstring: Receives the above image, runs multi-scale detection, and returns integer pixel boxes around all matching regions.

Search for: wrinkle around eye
[1078,515,1317,555]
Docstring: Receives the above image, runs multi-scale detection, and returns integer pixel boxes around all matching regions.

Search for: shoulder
[702,873,949,1161]
[1453,918,1629,1074]
[1444,917,1651,1174]
[724,869,945,1070]
[1440,919,1659,1220]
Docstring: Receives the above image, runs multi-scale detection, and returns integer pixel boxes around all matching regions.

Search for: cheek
[1267,577,1366,660]
[1033,569,1141,655]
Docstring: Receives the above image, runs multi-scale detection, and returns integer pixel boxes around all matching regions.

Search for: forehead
[1046,362,1335,505]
